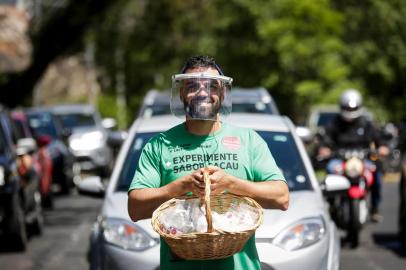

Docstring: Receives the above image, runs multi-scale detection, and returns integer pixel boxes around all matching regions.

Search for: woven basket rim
[151,193,263,239]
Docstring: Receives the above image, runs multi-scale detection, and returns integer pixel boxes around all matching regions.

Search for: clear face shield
[170,73,233,121]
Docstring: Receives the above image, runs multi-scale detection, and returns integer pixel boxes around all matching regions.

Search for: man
[318,89,389,222]
[127,55,289,270]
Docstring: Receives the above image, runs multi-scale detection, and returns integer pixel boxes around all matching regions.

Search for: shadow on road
[373,232,406,258]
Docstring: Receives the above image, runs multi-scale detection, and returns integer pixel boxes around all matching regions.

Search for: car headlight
[70,131,104,151]
[102,217,158,251]
[273,216,326,251]
[344,157,363,178]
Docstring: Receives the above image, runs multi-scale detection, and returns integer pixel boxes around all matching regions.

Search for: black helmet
[339,89,363,121]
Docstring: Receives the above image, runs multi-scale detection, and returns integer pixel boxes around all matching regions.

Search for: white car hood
[102,190,326,239]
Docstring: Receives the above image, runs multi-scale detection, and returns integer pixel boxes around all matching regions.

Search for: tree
[0,0,125,108]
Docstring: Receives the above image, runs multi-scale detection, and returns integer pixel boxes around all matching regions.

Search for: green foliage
[88,0,406,124]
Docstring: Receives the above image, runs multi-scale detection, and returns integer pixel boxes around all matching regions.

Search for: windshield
[141,102,275,118]
[57,113,96,130]
[317,112,338,127]
[116,130,311,192]
[27,112,59,139]
[232,103,274,114]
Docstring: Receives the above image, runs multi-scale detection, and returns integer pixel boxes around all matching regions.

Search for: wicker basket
[151,171,263,260]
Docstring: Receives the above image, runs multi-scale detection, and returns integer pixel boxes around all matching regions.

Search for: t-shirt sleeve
[128,139,161,191]
[250,130,286,182]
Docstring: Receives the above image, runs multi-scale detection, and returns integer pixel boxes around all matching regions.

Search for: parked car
[79,113,346,270]
[138,87,280,119]
[307,105,340,138]
[231,87,280,114]
[11,110,54,207]
[0,106,43,251]
[26,107,78,193]
[50,104,116,177]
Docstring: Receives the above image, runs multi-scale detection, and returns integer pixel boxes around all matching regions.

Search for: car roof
[143,88,274,104]
[231,87,272,103]
[26,104,96,114]
[134,113,290,134]
[48,104,96,114]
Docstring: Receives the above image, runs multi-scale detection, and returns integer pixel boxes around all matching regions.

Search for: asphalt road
[0,182,405,270]
[0,191,102,270]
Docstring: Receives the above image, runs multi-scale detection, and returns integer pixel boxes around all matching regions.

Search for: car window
[12,119,26,140]
[317,112,338,127]
[57,113,96,130]
[143,105,172,117]
[116,130,311,192]
[116,132,157,191]
[257,131,311,191]
[27,113,59,139]
[232,103,274,114]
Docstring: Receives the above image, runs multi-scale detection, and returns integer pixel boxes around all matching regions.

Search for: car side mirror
[107,130,127,148]
[77,176,105,198]
[16,138,38,155]
[101,118,117,130]
[320,174,350,197]
[61,128,72,139]
[296,126,313,144]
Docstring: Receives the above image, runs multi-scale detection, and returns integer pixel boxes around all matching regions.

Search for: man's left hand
[204,165,233,195]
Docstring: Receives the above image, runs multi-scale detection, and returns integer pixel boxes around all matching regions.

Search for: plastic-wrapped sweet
[159,198,259,235]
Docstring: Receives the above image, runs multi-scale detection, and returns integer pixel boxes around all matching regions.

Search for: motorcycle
[323,148,377,248]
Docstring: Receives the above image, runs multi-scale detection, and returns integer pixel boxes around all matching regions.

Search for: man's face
[181,67,223,120]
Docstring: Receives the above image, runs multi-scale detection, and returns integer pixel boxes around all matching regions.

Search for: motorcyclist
[318,89,389,222]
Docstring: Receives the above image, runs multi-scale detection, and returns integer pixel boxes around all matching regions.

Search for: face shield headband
[170,73,233,121]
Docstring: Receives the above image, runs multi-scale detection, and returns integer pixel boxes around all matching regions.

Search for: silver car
[79,113,346,270]
[138,87,280,118]
[50,104,116,177]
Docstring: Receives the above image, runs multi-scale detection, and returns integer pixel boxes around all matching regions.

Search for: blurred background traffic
[1,0,406,269]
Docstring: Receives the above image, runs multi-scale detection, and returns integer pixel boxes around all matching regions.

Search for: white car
[50,104,116,177]
[138,87,280,118]
[79,113,347,270]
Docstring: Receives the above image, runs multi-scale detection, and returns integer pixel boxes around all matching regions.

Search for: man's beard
[184,96,220,120]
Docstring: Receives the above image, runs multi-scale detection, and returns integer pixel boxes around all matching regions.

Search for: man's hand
[317,146,332,159]
[204,166,232,195]
[184,169,207,197]
[378,145,390,157]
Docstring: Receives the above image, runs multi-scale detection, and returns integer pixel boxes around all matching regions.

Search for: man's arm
[128,171,205,222]
[227,177,289,210]
[203,166,289,210]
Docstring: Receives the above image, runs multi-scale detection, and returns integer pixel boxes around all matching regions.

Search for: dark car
[26,107,78,194]
[0,106,43,250]
[398,120,406,247]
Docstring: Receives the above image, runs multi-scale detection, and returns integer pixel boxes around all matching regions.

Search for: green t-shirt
[129,122,285,270]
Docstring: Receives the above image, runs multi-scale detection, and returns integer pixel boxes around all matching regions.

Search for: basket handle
[203,170,213,233]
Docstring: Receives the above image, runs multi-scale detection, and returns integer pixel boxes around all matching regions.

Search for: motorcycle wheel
[348,199,361,248]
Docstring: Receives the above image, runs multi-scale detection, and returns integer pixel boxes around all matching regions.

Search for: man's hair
[180,55,224,75]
